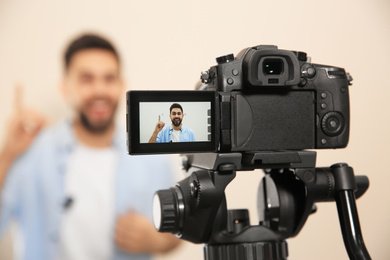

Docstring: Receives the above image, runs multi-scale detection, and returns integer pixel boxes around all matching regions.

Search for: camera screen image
[127,90,218,154]
[139,101,211,143]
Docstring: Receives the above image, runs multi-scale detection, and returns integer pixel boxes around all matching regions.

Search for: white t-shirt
[56,144,118,260]
[171,129,181,142]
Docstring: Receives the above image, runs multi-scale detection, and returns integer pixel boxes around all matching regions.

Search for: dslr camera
[127,45,370,260]
[127,45,352,154]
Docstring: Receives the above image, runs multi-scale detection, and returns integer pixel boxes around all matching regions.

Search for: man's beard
[80,112,114,133]
[172,118,182,127]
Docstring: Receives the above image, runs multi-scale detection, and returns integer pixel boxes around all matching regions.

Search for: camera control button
[200,71,210,83]
[227,78,234,85]
[307,67,316,76]
[302,64,316,78]
[321,92,327,99]
[321,103,327,109]
[232,69,239,76]
[321,111,345,137]
[299,77,307,87]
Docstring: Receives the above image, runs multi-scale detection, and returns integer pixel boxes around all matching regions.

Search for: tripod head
[153,151,371,260]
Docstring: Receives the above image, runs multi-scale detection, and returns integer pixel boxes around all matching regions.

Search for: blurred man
[0,34,180,260]
[149,103,195,143]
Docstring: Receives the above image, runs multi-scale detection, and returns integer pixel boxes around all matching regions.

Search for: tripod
[155,151,371,260]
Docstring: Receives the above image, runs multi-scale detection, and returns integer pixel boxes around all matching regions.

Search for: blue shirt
[156,125,195,143]
[0,120,177,260]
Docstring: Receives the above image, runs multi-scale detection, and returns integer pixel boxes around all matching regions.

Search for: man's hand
[154,115,165,134]
[149,115,165,143]
[115,211,180,254]
[0,84,46,190]
[1,84,46,160]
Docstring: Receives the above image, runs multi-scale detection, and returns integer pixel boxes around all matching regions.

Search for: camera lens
[263,59,283,75]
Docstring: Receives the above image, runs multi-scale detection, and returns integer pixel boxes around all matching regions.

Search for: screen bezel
[127,90,219,154]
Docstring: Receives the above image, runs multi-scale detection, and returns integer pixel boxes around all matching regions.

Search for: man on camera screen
[149,103,196,143]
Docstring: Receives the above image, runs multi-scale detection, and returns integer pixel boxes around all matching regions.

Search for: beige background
[0,0,389,259]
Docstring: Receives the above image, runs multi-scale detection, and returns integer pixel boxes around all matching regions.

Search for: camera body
[202,44,351,152]
[127,44,352,154]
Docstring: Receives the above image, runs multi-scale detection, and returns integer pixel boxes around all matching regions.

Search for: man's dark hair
[64,33,120,71]
[170,103,183,113]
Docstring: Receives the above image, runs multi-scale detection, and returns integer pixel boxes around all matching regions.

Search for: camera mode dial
[321,112,345,137]
[216,54,234,64]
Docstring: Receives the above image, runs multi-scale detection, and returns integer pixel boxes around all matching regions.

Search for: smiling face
[170,107,183,128]
[62,48,123,133]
